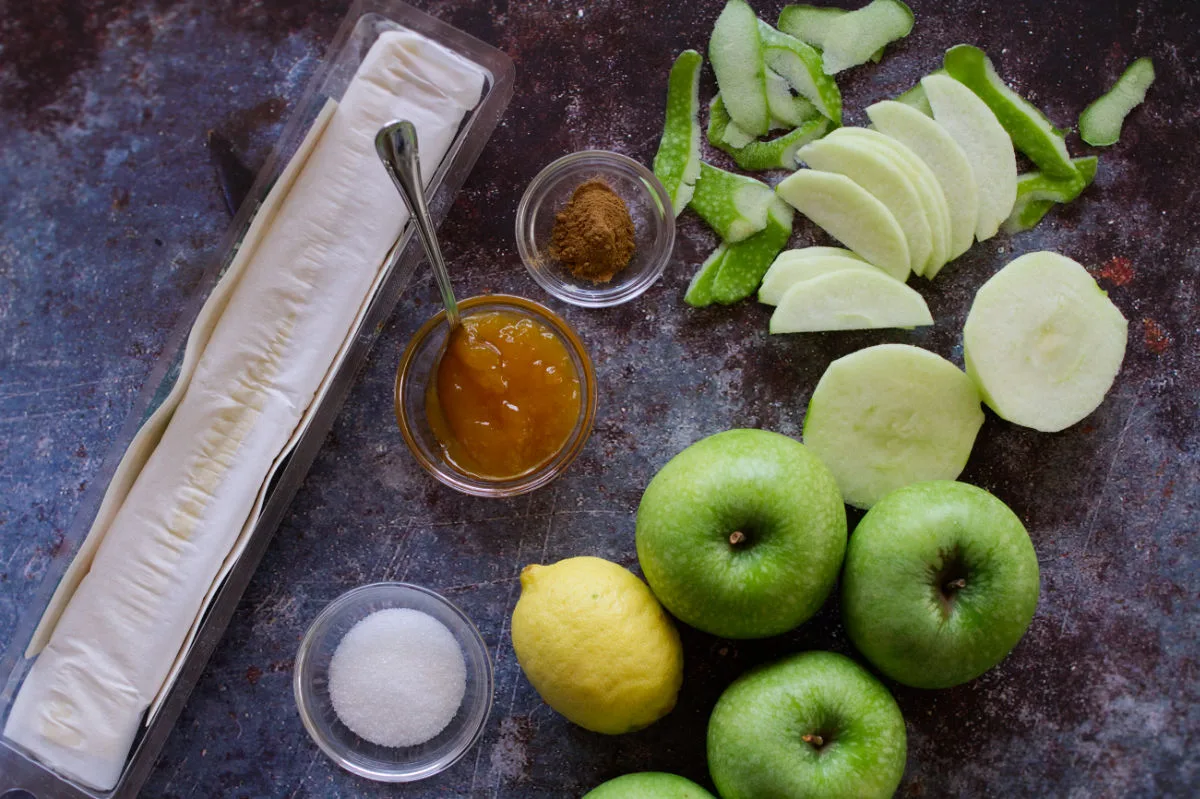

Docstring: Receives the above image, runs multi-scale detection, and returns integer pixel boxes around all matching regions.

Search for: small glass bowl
[394,294,597,497]
[294,583,494,783]
[515,150,675,307]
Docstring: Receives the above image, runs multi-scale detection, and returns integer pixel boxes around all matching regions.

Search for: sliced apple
[963,251,1127,432]
[803,344,984,509]
[798,134,931,277]
[769,269,932,333]
[867,100,978,260]
[827,127,952,277]
[758,253,876,305]
[776,170,910,281]
[922,74,1016,242]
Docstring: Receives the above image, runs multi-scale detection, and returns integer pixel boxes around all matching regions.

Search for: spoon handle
[375,120,461,329]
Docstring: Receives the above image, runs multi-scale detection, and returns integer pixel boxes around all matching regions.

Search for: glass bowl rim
[394,293,597,497]
[293,581,495,783]
[515,149,675,308]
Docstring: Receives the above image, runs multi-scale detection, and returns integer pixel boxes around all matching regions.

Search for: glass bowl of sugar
[294,582,494,782]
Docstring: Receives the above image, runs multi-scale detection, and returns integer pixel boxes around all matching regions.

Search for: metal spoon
[375,120,461,330]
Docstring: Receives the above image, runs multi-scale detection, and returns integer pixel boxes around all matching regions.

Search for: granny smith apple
[707,651,907,799]
[583,772,716,798]
[842,480,1040,689]
[635,429,846,639]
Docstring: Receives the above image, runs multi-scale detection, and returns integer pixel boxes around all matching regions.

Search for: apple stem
[802,734,824,747]
[945,578,967,592]
[728,530,746,546]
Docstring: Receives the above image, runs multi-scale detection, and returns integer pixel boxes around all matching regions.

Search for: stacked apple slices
[757,246,931,334]
[764,68,1038,333]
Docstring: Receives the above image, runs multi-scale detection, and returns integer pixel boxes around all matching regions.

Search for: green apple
[707,651,907,799]
[842,480,1040,689]
[635,429,846,639]
[583,772,717,798]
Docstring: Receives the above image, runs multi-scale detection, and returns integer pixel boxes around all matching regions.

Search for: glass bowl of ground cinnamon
[516,150,675,307]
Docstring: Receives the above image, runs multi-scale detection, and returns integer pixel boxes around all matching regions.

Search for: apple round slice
[803,344,984,509]
[867,99,979,260]
[776,170,910,281]
[769,270,933,333]
[635,429,846,639]
[798,134,932,277]
[707,651,907,799]
[963,251,1128,432]
[758,253,875,306]
[829,127,953,277]
[842,481,1040,689]
[922,73,1017,242]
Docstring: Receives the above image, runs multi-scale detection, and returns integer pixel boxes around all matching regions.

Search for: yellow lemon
[511,556,683,734]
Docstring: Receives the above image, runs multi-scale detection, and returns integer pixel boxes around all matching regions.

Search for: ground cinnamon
[548,179,636,283]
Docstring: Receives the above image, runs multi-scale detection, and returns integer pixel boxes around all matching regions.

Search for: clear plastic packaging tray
[0,2,513,795]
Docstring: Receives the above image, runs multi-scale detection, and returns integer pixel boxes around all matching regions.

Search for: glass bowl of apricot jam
[395,295,597,497]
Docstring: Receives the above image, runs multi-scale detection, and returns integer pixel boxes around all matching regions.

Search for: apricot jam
[426,310,582,479]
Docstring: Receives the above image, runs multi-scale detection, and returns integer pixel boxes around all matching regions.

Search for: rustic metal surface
[1,1,1197,796]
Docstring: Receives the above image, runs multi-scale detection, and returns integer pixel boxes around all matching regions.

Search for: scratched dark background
[0,0,1197,796]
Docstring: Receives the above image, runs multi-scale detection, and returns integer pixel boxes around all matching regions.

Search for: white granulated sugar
[328,607,467,747]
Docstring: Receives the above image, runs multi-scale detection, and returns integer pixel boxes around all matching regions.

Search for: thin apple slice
[758,253,875,306]
[710,0,770,136]
[769,270,933,333]
[867,100,979,260]
[803,344,984,509]
[776,170,910,281]
[798,134,931,277]
[963,251,1127,432]
[944,44,1075,179]
[827,127,952,277]
[922,73,1017,242]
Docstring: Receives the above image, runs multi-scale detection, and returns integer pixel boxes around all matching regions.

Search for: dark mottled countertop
[1,1,1197,796]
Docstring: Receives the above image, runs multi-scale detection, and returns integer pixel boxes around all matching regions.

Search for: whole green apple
[636,429,846,638]
[582,772,717,798]
[842,480,1040,689]
[707,651,907,799]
